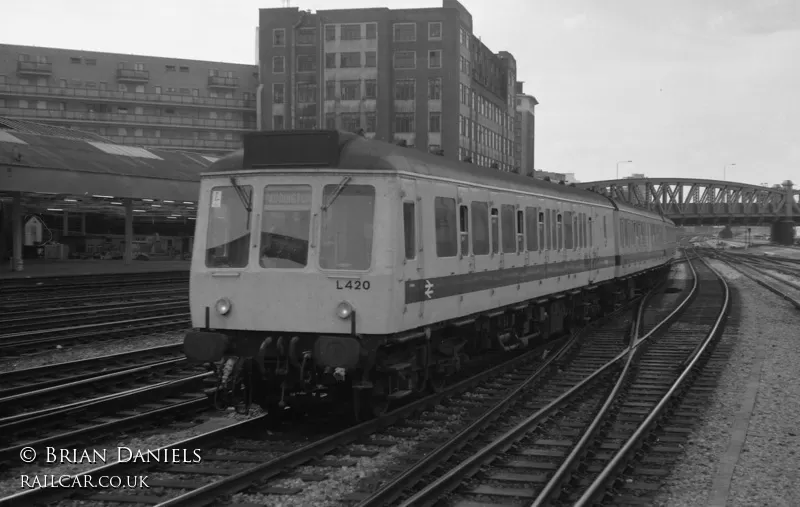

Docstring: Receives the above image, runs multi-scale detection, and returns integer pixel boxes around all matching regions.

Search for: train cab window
[403,201,416,260]
[538,211,545,250]
[556,213,563,250]
[516,210,524,252]
[320,184,375,270]
[206,185,253,268]
[261,185,312,269]
[588,217,593,246]
[544,210,552,250]
[525,207,538,251]
[564,211,574,250]
[434,197,458,258]
[501,204,516,253]
[490,208,500,254]
[471,201,490,255]
[459,205,470,256]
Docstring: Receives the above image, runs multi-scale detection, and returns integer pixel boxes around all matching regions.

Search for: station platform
[0,258,190,279]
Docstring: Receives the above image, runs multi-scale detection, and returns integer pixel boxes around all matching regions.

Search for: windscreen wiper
[229,176,252,228]
[321,176,351,212]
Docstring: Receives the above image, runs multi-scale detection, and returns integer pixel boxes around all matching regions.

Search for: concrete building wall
[0,44,258,155]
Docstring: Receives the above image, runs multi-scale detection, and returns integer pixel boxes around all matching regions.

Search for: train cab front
[183,167,393,414]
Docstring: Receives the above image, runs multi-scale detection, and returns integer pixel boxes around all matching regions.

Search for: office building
[0,44,258,156]
[258,0,520,171]
[514,81,537,176]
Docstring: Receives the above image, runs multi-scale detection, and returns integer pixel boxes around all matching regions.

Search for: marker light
[335,301,354,319]
[215,297,232,316]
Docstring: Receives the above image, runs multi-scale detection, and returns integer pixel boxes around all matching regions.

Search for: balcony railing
[0,107,257,130]
[207,76,239,89]
[116,68,150,82]
[0,84,256,110]
[17,61,53,75]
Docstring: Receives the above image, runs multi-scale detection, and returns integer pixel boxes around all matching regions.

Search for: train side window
[434,197,458,257]
[556,213,563,250]
[588,217,593,246]
[490,208,500,254]
[564,211,574,250]
[516,209,525,252]
[459,205,470,256]
[501,204,516,253]
[581,213,587,248]
[538,211,545,251]
[471,201,490,255]
[525,207,538,251]
[603,216,607,240]
[403,201,415,260]
[544,209,551,250]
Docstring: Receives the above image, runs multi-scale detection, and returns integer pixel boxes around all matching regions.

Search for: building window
[394,113,414,133]
[154,86,161,94]
[135,106,143,114]
[210,111,218,119]
[429,112,441,133]
[18,78,29,86]
[297,82,316,103]
[341,113,360,132]
[393,51,416,69]
[273,28,286,47]
[224,111,232,120]
[341,80,360,100]
[428,50,442,69]
[224,133,233,141]
[18,100,28,108]
[118,107,128,114]
[393,23,416,42]
[70,57,81,64]
[394,79,415,100]
[180,87,190,95]
[325,80,336,99]
[179,66,189,72]
[325,113,336,129]
[429,22,442,40]
[297,54,316,72]
[366,23,377,40]
[273,114,284,129]
[118,127,127,136]
[134,128,143,137]
[340,52,361,68]
[59,79,67,88]
[165,65,176,72]
[135,85,145,93]
[325,53,336,69]
[192,88,199,96]
[273,83,285,103]
[365,79,377,99]
[272,56,285,73]
[341,24,361,40]
[365,113,376,132]
[85,58,97,66]
[36,100,46,110]
[17,54,29,62]
[428,77,441,100]
[118,84,127,92]
[134,63,144,71]
[243,92,250,100]
[297,28,316,45]
[324,25,336,41]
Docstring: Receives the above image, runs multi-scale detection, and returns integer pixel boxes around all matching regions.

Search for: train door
[457,186,475,274]
[400,178,425,321]
[461,186,492,274]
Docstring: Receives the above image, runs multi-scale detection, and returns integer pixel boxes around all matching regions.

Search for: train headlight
[335,301,354,319]
[215,297,232,316]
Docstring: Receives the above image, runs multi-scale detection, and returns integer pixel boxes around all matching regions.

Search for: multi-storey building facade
[0,44,258,156]
[514,82,537,176]
[257,0,519,171]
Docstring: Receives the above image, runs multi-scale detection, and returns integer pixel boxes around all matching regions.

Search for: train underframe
[186,267,669,423]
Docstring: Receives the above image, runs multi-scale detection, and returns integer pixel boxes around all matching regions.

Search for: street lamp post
[724,163,736,180]
[616,160,632,180]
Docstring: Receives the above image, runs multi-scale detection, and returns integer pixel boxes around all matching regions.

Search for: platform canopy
[0,117,221,222]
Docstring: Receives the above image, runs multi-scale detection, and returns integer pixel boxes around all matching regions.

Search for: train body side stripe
[404,249,668,304]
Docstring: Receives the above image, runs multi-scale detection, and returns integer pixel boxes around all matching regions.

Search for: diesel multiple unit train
[184,130,678,421]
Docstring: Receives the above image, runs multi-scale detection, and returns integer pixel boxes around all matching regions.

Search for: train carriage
[184,130,676,420]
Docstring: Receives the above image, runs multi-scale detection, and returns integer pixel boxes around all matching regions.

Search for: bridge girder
[577,178,800,226]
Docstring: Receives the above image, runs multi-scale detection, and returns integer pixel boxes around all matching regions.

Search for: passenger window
[538,211,545,251]
[581,213,587,248]
[434,197,458,257]
[603,216,607,240]
[516,210,524,252]
[459,204,470,256]
[564,211,574,250]
[403,201,415,260]
[261,184,311,269]
[471,201,490,255]
[588,217,593,246]
[525,207,538,251]
[490,208,499,254]
[501,204,516,253]
[544,210,551,250]
[556,213,563,250]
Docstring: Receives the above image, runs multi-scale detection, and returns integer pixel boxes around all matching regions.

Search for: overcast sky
[1,0,798,186]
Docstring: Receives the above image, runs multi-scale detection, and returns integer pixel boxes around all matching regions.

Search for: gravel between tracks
[0,407,263,498]
[651,258,800,507]
[0,331,186,373]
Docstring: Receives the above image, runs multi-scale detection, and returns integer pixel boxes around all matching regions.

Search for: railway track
[0,281,665,506]
[712,251,800,310]
[0,272,188,299]
[0,285,188,313]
